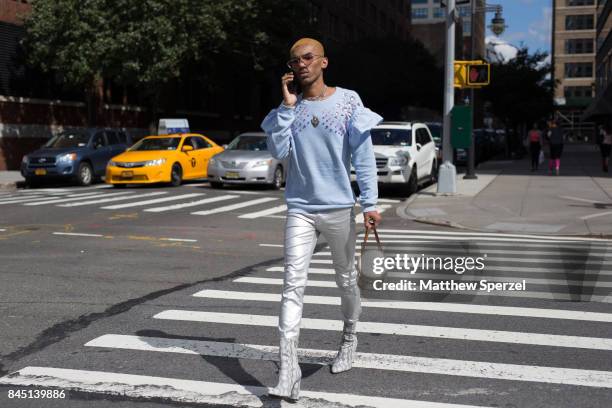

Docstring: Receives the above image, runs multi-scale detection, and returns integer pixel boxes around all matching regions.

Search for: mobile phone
[287,76,301,95]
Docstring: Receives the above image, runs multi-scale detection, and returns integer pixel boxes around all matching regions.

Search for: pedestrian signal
[466,63,490,86]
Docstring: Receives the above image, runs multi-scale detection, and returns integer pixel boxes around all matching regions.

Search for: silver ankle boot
[268,336,301,401]
[331,321,357,373]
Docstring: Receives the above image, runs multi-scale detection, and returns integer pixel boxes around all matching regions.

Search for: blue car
[21,129,132,186]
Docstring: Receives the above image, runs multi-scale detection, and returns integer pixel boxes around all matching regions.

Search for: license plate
[121,171,133,178]
[225,171,240,179]
[35,169,46,176]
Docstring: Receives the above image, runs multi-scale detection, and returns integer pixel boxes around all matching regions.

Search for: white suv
[352,122,438,195]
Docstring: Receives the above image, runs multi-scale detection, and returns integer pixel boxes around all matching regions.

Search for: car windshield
[370,129,411,146]
[44,131,90,148]
[227,135,267,151]
[130,137,181,151]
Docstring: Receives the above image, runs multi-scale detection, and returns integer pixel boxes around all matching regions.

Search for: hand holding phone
[281,72,298,107]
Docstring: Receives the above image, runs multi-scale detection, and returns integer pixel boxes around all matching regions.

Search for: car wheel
[407,166,418,196]
[271,166,283,190]
[76,162,93,186]
[170,163,182,187]
[429,160,438,184]
[210,181,223,189]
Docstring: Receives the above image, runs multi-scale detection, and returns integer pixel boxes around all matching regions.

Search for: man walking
[261,38,382,401]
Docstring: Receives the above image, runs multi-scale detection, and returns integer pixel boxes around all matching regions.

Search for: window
[458,6,471,17]
[413,0,428,3]
[416,128,432,145]
[566,0,594,6]
[92,132,107,149]
[105,131,120,145]
[565,38,594,54]
[412,8,428,20]
[564,62,593,78]
[565,14,594,30]
[564,86,593,98]
[192,137,211,149]
[433,7,444,18]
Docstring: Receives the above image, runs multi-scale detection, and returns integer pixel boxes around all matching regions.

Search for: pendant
[311,115,320,128]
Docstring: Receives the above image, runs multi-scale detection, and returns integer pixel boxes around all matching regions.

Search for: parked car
[352,121,437,195]
[105,133,223,187]
[207,132,288,189]
[21,129,132,186]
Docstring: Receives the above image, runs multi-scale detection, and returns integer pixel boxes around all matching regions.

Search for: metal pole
[437,0,457,194]
[464,0,478,179]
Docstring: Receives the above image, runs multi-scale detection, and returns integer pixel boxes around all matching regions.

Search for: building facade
[552,0,598,137]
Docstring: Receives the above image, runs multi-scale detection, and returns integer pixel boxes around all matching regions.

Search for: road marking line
[355,204,392,224]
[359,235,612,244]
[265,266,612,287]
[159,238,198,243]
[143,195,238,212]
[101,193,205,210]
[559,195,605,204]
[0,192,102,205]
[85,334,612,388]
[193,289,612,322]
[377,198,401,203]
[238,204,287,219]
[58,192,168,207]
[348,243,612,254]
[259,243,283,247]
[366,229,612,243]
[52,232,104,238]
[0,228,6,232]
[191,197,278,216]
[24,192,134,206]
[233,277,612,303]
[581,211,612,220]
[154,310,612,350]
[0,367,481,408]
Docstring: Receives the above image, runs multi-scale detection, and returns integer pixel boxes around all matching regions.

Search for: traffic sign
[467,63,490,86]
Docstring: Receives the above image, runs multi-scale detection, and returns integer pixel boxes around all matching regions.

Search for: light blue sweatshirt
[261,87,382,214]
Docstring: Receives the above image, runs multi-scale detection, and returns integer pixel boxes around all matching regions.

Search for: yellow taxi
[105,133,223,186]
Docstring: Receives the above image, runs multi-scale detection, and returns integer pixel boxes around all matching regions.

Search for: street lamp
[463,2,506,181]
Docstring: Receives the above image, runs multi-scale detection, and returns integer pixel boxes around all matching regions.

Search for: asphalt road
[0,181,611,408]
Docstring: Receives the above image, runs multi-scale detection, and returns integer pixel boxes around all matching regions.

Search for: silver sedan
[207,132,288,189]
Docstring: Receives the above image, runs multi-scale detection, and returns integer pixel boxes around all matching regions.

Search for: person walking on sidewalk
[261,38,382,401]
[600,124,612,173]
[546,120,564,176]
[528,123,543,171]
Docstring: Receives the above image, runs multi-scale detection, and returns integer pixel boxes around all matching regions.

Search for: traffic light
[466,63,490,86]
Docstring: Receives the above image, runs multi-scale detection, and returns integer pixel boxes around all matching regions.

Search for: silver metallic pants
[279,207,361,339]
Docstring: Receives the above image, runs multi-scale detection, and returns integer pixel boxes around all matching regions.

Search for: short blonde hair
[290,38,325,56]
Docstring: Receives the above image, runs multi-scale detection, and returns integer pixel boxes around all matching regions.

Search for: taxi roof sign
[158,118,190,135]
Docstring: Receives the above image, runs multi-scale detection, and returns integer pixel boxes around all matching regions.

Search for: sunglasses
[286,53,324,69]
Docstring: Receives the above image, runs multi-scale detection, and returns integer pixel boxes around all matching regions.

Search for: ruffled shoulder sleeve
[345,90,383,145]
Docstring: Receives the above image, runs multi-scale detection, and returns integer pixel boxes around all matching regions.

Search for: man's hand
[364,210,381,230]
[281,73,298,107]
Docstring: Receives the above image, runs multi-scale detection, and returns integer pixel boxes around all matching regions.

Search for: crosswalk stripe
[53,232,104,238]
[100,193,205,210]
[238,204,287,219]
[193,289,612,322]
[265,266,612,288]
[368,229,612,243]
[358,235,612,245]
[58,192,168,207]
[84,334,612,388]
[0,191,104,205]
[154,310,612,351]
[0,367,484,408]
[352,242,611,252]
[23,192,134,206]
[143,195,239,212]
[232,277,612,303]
[191,197,278,216]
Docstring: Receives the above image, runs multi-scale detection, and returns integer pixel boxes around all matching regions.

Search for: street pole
[464,0,478,179]
[437,0,457,194]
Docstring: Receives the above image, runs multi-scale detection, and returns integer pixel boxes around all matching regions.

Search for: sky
[484,0,552,59]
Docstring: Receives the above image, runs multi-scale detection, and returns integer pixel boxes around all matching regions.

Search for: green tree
[481,47,553,154]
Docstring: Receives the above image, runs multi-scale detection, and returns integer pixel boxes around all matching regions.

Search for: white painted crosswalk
[2,193,611,406]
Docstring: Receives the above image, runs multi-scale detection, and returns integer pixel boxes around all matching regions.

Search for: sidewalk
[398,143,612,237]
[0,171,24,189]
